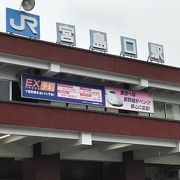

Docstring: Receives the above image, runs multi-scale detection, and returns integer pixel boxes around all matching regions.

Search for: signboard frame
[6,8,40,39]
[105,87,154,113]
[21,74,105,107]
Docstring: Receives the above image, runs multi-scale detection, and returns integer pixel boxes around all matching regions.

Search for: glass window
[166,103,180,120]
[151,101,165,119]
[0,80,11,101]
[138,112,150,117]
[12,81,38,103]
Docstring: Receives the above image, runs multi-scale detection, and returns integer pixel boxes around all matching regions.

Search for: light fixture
[0,134,10,140]
[105,143,132,151]
[21,0,35,11]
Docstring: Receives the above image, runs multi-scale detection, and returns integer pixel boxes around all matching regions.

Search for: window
[12,81,38,103]
[151,101,165,119]
[166,103,180,120]
[0,79,11,101]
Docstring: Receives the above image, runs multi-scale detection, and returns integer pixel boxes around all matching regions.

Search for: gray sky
[1,0,180,67]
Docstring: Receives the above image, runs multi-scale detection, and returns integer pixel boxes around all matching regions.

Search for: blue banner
[21,74,105,106]
[6,8,40,39]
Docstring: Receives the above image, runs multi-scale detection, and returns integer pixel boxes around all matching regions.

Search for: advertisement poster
[21,74,105,106]
[105,87,154,113]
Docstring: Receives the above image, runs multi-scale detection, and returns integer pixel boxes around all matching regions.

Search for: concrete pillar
[122,151,145,180]
[23,143,60,180]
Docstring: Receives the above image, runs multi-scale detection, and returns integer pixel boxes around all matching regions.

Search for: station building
[0,32,180,180]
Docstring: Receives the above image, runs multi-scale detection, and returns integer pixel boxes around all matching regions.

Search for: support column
[23,143,60,180]
[122,151,145,180]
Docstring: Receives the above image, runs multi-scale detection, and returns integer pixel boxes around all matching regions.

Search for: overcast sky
[1,0,180,67]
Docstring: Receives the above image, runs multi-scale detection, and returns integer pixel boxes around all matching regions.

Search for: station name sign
[21,74,154,113]
[6,8,164,64]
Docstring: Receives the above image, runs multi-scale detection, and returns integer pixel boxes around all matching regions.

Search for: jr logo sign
[6,8,40,39]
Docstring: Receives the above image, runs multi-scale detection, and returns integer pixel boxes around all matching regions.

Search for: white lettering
[150,44,164,61]
[59,25,75,43]
[93,32,107,50]
[10,15,38,34]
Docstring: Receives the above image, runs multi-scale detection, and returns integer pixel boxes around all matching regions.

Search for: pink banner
[105,87,154,113]
[57,84,103,103]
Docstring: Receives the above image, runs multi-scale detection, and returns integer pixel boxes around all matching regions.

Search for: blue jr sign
[6,8,40,39]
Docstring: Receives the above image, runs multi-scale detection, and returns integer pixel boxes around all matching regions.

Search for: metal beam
[0,135,26,146]
[105,143,132,151]
[149,81,180,92]
[0,124,177,148]
[42,63,61,77]
[1,53,180,93]
[0,53,49,70]
[131,79,148,90]
[60,64,140,85]
[134,142,180,160]
[0,144,32,158]
[93,133,177,148]
[0,124,80,140]
[75,132,92,146]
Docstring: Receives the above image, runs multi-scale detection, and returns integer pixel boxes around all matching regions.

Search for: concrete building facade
[0,32,180,180]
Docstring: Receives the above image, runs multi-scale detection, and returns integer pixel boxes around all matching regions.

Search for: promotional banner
[105,87,154,113]
[21,74,105,106]
[21,75,154,112]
